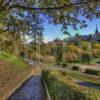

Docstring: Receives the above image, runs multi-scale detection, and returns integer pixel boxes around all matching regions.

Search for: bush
[55,62,60,65]
[43,55,56,63]
[62,62,67,67]
[30,53,43,61]
[91,49,100,58]
[96,61,100,64]
[85,69,100,76]
[64,52,78,62]
[81,41,91,51]
[81,51,92,62]
[42,70,100,100]
[92,43,100,49]
[66,45,81,55]
[72,66,79,71]
[60,61,67,67]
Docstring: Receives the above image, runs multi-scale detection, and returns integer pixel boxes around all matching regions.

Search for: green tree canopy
[0,0,99,35]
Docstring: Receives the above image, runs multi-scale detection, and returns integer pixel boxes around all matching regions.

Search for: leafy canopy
[0,0,99,35]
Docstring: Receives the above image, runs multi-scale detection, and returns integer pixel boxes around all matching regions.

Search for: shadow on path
[8,75,44,100]
[76,82,100,90]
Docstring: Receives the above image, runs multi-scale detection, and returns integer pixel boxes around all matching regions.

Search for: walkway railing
[42,76,51,100]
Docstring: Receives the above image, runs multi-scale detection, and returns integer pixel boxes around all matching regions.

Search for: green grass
[91,58,100,63]
[43,70,100,100]
[0,52,27,69]
[76,58,100,64]
[64,71,100,86]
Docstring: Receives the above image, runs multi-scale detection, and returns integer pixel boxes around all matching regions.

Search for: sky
[43,18,100,42]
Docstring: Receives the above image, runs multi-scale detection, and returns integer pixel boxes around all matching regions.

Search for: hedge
[72,66,79,71]
[42,70,100,100]
[85,69,100,76]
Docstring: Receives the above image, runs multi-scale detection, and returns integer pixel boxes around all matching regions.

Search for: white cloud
[21,35,33,44]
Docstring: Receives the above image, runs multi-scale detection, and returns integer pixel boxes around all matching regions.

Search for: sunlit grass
[43,70,100,100]
[0,52,27,69]
[63,70,100,86]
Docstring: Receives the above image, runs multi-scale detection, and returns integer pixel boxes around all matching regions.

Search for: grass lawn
[91,58,100,63]
[43,65,100,86]
[43,70,100,100]
[63,70,100,86]
[0,52,27,69]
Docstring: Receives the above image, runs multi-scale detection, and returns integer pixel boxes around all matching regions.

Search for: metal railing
[42,76,51,100]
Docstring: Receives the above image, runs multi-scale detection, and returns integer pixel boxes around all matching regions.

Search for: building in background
[67,25,100,43]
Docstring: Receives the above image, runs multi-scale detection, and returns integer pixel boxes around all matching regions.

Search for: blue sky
[43,18,100,42]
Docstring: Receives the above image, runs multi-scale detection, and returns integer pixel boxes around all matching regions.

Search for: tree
[81,41,91,51]
[0,31,24,55]
[91,43,100,58]
[64,52,78,62]
[30,53,43,61]
[66,45,81,56]
[55,39,63,63]
[42,55,56,63]
[0,0,99,35]
[40,43,51,55]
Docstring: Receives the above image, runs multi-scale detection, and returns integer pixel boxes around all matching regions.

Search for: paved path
[76,81,100,90]
[8,66,44,100]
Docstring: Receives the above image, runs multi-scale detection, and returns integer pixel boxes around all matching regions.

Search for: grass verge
[0,52,27,69]
[43,70,100,100]
[64,70,100,86]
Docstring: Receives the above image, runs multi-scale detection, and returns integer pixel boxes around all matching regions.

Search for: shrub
[55,62,60,65]
[91,49,100,58]
[96,61,100,64]
[42,55,56,63]
[81,51,92,62]
[42,70,100,100]
[66,45,81,55]
[61,61,67,67]
[30,53,43,61]
[72,66,79,71]
[62,63,67,67]
[92,43,100,49]
[81,41,91,51]
[65,52,78,62]
[98,73,100,78]
[85,69,100,76]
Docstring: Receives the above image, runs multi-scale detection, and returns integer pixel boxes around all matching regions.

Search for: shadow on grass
[76,81,100,90]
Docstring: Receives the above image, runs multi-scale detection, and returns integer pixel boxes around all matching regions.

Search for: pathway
[8,66,44,100]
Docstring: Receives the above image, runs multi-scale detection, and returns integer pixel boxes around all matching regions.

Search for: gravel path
[8,74,44,100]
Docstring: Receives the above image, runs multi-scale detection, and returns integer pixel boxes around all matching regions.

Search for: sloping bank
[42,70,100,100]
[0,52,33,100]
